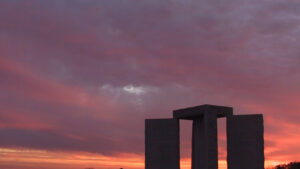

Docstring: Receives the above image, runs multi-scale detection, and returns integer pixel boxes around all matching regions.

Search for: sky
[0,0,300,169]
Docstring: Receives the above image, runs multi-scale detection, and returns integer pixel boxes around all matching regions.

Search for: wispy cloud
[0,0,299,168]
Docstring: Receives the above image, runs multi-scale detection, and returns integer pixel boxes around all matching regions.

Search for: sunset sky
[0,0,300,169]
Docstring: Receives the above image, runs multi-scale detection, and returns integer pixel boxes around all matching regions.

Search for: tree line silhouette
[271,162,300,169]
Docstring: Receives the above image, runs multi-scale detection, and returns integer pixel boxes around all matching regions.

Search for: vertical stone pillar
[227,115,264,169]
[145,119,180,169]
[192,111,218,169]
[173,105,232,169]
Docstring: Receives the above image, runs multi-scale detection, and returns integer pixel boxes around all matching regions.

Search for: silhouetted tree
[273,161,300,169]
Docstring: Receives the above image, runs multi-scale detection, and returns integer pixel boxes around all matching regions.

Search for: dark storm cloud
[0,0,299,161]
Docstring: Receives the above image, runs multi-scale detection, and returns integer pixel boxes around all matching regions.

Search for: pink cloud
[0,0,299,168]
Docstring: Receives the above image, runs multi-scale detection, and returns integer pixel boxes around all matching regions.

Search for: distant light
[122,85,146,95]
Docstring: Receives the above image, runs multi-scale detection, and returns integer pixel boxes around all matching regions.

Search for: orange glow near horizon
[0,1,300,168]
[0,55,299,168]
[0,147,144,169]
[0,147,288,169]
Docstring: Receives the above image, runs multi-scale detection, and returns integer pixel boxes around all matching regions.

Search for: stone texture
[192,111,218,169]
[145,119,180,169]
[173,104,233,119]
[227,115,264,169]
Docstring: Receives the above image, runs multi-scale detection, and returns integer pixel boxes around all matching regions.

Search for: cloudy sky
[0,0,300,169]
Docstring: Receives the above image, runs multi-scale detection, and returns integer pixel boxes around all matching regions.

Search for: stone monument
[145,104,264,169]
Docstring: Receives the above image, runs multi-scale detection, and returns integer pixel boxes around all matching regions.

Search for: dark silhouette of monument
[145,104,264,169]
